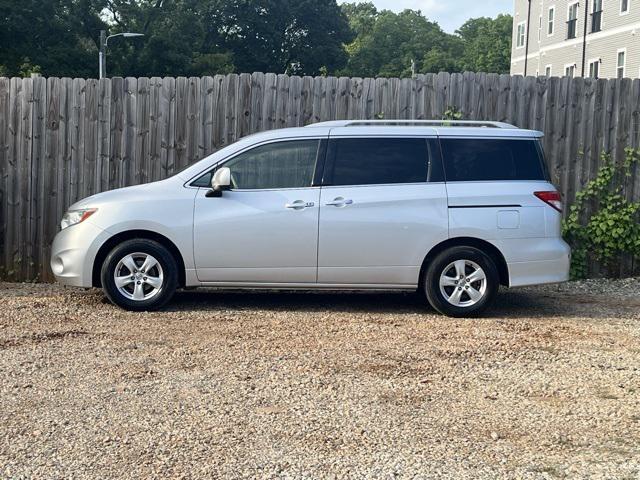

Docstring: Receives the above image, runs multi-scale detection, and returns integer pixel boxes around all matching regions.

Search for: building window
[538,15,542,42]
[545,65,552,77]
[565,64,576,77]
[548,7,555,35]
[516,22,526,48]
[567,3,579,39]
[621,0,630,14]
[617,50,626,78]
[589,60,600,78]
[591,0,603,32]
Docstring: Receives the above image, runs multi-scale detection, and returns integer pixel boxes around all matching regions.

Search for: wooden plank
[55,78,71,242]
[484,73,500,121]
[185,76,201,166]
[30,76,46,281]
[399,78,413,119]
[0,77,9,278]
[336,77,350,120]
[321,75,338,121]
[159,76,176,179]
[250,72,264,133]
[199,76,214,157]
[506,75,522,126]
[563,78,583,208]
[286,74,302,127]
[97,78,111,192]
[69,78,86,203]
[41,78,60,282]
[542,76,561,186]
[347,77,362,120]
[362,77,375,120]
[122,77,137,187]
[275,74,289,129]
[212,74,225,150]
[18,78,33,280]
[630,79,640,203]
[5,78,23,280]
[147,77,162,182]
[236,73,252,136]
[262,73,277,130]
[300,75,314,125]
[109,77,124,189]
[134,77,150,184]
[174,77,188,171]
[435,72,449,119]
[83,79,99,197]
[532,75,548,133]
[223,74,237,146]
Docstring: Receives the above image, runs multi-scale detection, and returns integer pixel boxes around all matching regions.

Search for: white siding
[511,0,640,79]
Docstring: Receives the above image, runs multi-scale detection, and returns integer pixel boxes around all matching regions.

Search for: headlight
[60,208,97,230]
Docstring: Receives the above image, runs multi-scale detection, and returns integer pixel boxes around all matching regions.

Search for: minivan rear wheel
[424,246,499,317]
[101,239,178,311]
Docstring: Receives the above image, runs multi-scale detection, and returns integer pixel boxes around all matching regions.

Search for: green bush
[562,148,640,279]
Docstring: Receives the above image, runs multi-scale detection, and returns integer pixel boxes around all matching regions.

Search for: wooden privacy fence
[1,72,640,282]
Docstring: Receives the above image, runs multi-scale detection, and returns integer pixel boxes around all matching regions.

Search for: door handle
[325,197,354,207]
[285,200,314,210]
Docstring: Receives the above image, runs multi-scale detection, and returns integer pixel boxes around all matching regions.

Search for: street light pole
[99,30,107,79]
[98,30,145,79]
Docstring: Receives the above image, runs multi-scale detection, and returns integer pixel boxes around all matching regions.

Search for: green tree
[0,0,100,77]
[202,0,354,75]
[98,0,234,77]
[340,5,463,78]
[456,14,513,74]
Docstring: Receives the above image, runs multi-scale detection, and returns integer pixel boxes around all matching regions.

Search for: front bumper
[50,221,111,287]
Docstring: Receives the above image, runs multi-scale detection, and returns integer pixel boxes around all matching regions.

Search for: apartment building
[511,0,640,78]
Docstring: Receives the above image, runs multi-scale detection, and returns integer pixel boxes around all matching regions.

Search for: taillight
[534,191,562,212]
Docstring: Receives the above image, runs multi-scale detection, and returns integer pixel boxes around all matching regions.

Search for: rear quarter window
[440,138,548,182]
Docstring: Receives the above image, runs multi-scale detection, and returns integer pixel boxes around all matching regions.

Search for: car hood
[68,177,181,210]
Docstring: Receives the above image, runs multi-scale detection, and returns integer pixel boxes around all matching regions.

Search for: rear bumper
[50,221,110,288]
[493,237,571,287]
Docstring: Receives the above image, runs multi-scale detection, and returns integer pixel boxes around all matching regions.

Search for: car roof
[307,120,543,138]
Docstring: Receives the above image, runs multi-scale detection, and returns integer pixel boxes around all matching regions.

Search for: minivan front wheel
[424,246,499,317]
[101,239,178,311]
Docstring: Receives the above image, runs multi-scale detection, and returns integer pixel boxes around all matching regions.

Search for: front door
[193,139,323,284]
[317,136,449,286]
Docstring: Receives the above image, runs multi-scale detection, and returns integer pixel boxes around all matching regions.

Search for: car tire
[101,239,178,311]
[424,246,499,318]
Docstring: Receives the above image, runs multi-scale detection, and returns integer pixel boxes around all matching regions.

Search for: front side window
[548,7,555,35]
[326,137,442,186]
[440,138,547,182]
[589,60,600,79]
[516,22,526,48]
[545,65,552,77]
[193,140,320,189]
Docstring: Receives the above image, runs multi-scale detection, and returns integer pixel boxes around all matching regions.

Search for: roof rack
[306,120,517,129]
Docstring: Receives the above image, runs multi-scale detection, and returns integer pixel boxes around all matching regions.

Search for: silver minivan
[51,120,570,317]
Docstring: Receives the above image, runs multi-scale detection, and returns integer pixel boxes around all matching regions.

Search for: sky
[339,0,513,33]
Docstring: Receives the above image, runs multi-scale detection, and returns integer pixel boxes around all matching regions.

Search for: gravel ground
[1,280,639,480]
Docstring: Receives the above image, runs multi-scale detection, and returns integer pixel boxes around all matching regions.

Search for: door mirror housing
[206,167,231,197]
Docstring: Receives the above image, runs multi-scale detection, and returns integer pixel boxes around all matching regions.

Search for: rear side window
[440,138,547,182]
[325,137,443,186]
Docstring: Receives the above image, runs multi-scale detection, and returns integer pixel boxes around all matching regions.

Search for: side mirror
[206,167,231,198]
